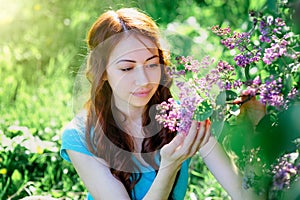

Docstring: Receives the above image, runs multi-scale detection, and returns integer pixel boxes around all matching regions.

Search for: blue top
[60,110,190,200]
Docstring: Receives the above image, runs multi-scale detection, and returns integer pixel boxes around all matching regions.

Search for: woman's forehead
[109,34,159,62]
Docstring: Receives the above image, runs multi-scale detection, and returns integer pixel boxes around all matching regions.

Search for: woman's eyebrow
[145,55,159,61]
[116,55,159,64]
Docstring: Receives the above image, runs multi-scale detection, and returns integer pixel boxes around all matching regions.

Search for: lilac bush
[156,5,300,199]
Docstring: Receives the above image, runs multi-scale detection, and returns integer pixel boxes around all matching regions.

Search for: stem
[245,64,251,80]
[0,177,10,200]
[7,181,35,200]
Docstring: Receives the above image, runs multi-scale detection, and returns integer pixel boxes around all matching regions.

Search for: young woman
[60,7,258,200]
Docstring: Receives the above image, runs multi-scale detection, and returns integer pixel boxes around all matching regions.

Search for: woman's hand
[159,119,211,170]
[143,120,211,200]
[234,95,266,126]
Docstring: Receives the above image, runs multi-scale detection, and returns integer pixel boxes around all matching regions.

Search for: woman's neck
[114,103,145,123]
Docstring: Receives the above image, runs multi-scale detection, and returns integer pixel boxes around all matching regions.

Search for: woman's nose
[134,65,149,86]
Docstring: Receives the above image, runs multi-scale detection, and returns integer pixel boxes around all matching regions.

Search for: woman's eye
[121,67,133,71]
[147,64,160,68]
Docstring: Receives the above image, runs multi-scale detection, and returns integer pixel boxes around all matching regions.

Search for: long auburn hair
[84,8,177,197]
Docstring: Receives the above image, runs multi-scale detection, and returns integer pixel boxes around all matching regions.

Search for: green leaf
[11,169,22,185]
[267,0,277,14]
[226,90,238,101]
[211,119,225,140]
[245,65,251,80]
[216,91,226,105]
[194,101,213,121]
[285,74,293,92]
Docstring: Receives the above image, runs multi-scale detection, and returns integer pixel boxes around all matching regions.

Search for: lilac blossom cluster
[212,15,299,110]
[213,15,299,68]
[155,98,180,132]
[156,55,246,134]
[211,25,231,36]
[259,76,286,108]
[156,12,299,140]
[214,60,243,90]
[156,56,219,135]
[212,25,262,68]
[258,15,286,43]
[208,10,300,197]
[262,35,288,65]
[271,153,300,190]
[241,75,298,110]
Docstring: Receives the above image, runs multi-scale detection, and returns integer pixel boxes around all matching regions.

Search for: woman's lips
[132,89,151,97]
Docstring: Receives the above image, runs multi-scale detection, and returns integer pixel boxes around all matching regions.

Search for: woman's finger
[199,119,211,148]
[172,121,198,157]
[187,121,206,156]
[188,119,211,155]
[160,133,185,157]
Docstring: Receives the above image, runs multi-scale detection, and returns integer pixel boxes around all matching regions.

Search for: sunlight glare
[0,0,21,25]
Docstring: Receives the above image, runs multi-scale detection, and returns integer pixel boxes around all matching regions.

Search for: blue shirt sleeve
[60,128,94,162]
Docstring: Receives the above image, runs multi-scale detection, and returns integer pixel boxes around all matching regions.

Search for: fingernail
[206,119,211,126]
[197,122,201,129]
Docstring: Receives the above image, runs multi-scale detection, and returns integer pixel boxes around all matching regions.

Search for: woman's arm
[67,150,130,199]
[67,120,210,200]
[68,149,183,200]
[199,137,265,200]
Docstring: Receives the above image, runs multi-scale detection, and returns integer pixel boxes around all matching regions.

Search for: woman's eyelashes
[120,67,133,71]
[119,63,160,71]
[147,63,160,68]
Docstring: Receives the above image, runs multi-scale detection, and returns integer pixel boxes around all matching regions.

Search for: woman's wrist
[143,160,181,200]
[159,159,182,174]
[199,136,217,158]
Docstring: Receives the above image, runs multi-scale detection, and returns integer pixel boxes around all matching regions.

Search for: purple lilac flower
[259,17,287,42]
[220,32,250,50]
[272,153,299,190]
[156,81,204,135]
[178,99,203,135]
[214,60,243,90]
[262,38,288,65]
[240,76,261,96]
[259,18,271,43]
[176,56,201,73]
[233,79,243,89]
[233,49,261,68]
[259,76,285,109]
[242,86,258,97]
[204,69,220,91]
[200,56,215,69]
[155,98,180,132]
[217,60,234,72]
[234,53,251,67]
[235,32,251,52]
[157,56,219,135]
[211,25,231,36]
[250,50,261,62]
[267,16,274,26]
[224,80,232,90]
[287,87,299,100]
[275,17,286,27]
[252,76,261,86]
[221,37,235,49]
[177,96,200,135]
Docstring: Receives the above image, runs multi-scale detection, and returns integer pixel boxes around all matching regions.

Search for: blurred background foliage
[0,0,299,199]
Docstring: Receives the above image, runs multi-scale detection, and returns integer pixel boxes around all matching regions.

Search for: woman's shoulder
[60,110,94,162]
[63,109,87,133]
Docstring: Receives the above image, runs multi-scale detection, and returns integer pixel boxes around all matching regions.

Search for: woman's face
[105,34,162,110]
